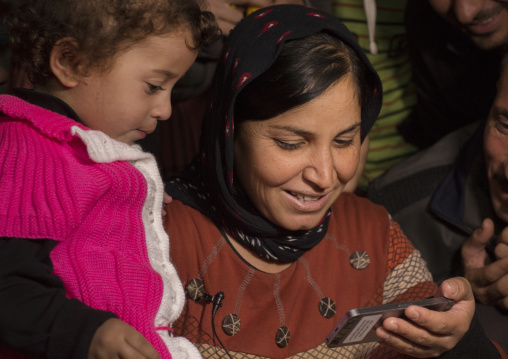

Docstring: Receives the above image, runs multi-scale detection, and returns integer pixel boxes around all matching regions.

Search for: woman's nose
[302,148,335,190]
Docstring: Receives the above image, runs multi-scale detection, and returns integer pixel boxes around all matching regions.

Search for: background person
[164,5,502,358]
[0,0,12,94]
[327,0,419,190]
[368,54,508,352]
[398,0,507,149]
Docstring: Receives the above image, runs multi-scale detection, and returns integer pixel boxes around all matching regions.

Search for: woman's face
[234,74,362,231]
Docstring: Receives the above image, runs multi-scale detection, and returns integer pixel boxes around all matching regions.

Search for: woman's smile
[285,190,331,212]
[234,75,361,231]
[290,191,323,203]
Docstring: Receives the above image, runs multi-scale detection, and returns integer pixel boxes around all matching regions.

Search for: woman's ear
[49,37,83,88]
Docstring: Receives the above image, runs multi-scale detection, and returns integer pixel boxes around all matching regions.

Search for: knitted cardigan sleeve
[0,102,120,358]
[0,237,117,359]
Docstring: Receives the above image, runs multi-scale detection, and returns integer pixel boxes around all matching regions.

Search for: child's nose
[153,97,172,121]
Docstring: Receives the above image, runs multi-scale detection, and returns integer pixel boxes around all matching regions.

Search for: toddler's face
[68,30,197,145]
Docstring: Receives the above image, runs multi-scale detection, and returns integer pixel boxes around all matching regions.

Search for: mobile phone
[325,297,454,348]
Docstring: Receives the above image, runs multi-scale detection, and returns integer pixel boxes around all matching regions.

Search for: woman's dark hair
[5,0,220,86]
[235,32,369,122]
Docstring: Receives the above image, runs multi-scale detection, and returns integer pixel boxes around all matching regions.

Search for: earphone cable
[211,305,233,359]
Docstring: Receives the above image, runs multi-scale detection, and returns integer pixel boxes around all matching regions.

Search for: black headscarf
[166,4,382,262]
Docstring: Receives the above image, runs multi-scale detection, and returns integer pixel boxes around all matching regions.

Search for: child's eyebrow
[152,69,177,78]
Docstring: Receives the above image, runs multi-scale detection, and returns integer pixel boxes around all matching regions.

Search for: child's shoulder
[0,94,83,143]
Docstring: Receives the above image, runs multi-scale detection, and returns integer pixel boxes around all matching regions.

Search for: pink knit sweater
[0,95,198,359]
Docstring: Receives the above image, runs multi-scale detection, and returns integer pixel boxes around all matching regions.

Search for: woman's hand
[376,277,474,357]
[88,318,161,359]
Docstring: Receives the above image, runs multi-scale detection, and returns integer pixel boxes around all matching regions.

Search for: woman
[165,5,502,358]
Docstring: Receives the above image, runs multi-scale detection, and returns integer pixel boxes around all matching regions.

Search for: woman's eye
[334,138,354,148]
[146,83,164,94]
[275,139,302,150]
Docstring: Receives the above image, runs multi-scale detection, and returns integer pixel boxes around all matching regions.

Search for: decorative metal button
[318,297,336,318]
[186,278,205,301]
[275,326,290,348]
[349,251,370,270]
[222,313,241,336]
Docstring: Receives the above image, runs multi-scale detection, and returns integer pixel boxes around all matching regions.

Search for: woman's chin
[275,215,325,232]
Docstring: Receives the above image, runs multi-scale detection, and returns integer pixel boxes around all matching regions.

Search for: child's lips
[138,128,155,137]
[137,130,149,139]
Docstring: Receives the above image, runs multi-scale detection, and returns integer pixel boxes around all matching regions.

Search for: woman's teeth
[292,192,320,203]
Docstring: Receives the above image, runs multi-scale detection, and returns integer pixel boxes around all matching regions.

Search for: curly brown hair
[6,0,220,86]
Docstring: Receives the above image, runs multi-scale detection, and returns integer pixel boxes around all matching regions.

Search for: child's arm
[0,237,116,358]
[1,237,163,359]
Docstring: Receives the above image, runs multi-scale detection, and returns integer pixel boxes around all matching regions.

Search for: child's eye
[146,83,164,94]
[275,139,303,150]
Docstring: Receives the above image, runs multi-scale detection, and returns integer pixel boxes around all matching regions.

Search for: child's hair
[6,0,219,86]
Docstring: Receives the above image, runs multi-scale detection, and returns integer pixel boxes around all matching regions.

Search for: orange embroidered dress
[166,193,436,359]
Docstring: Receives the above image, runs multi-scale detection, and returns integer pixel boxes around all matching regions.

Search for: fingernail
[444,280,457,295]
[378,329,390,340]
[385,320,398,331]
[406,309,419,320]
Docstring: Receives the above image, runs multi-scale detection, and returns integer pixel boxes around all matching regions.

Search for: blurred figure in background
[0,0,11,94]
[315,0,419,191]
[368,52,508,353]
[398,0,507,149]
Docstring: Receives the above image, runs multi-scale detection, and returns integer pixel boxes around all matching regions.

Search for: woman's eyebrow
[269,123,361,136]
[337,123,361,136]
[270,126,314,136]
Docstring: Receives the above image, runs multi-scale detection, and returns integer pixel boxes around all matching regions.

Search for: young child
[0,0,218,358]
